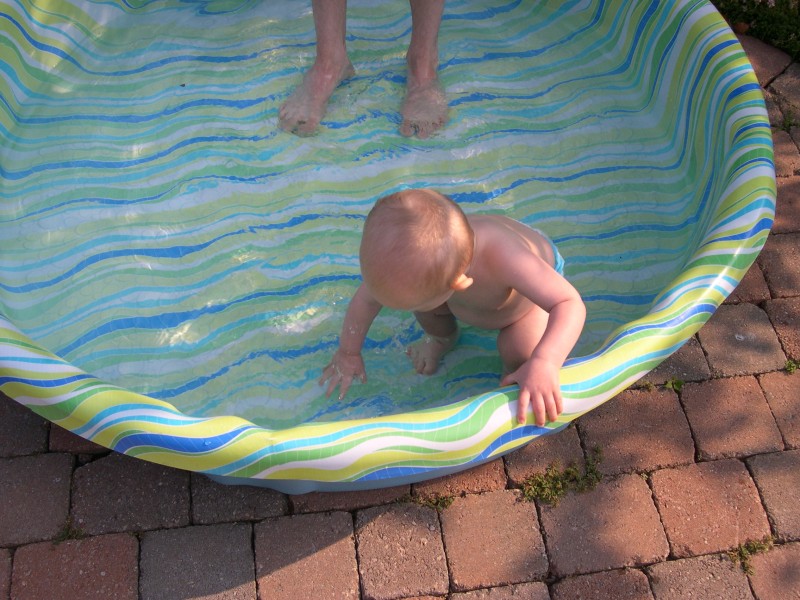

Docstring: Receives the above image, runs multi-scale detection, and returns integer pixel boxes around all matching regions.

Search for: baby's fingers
[319,363,345,399]
[530,392,547,427]
[516,388,530,425]
[545,392,563,423]
[323,373,340,398]
[326,373,350,400]
[319,363,335,389]
[337,377,352,400]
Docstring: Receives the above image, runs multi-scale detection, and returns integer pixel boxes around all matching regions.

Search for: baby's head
[360,189,474,311]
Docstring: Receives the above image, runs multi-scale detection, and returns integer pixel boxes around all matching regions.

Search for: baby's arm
[320,284,383,399]
[496,248,586,426]
[502,294,585,425]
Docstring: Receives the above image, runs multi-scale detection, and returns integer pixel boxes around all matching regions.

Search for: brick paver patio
[1,35,798,600]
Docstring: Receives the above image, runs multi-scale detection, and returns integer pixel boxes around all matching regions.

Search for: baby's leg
[497,305,549,375]
[407,305,458,375]
[400,0,448,138]
[279,0,355,136]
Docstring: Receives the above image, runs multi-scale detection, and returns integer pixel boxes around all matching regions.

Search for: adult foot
[279,60,355,136]
[399,77,448,138]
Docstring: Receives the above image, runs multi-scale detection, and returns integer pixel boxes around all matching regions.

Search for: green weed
[728,536,774,574]
[399,493,456,511]
[664,378,685,393]
[522,447,603,506]
[53,517,87,544]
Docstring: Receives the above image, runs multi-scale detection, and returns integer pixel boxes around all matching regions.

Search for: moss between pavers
[53,516,87,544]
[407,493,456,511]
[664,377,685,393]
[521,447,603,506]
[728,536,775,574]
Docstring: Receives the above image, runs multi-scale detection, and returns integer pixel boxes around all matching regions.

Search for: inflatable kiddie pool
[0,0,775,492]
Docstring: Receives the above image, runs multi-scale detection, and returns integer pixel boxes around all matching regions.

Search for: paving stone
[737,35,792,86]
[747,450,800,542]
[759,371,800,448]
[765,297,800,361]
[449,582,550,599]
[650,459,771,558]
[191,474,288,524]
[48,424,107,456]
[641,345,698,389]
[681,377,783,460]
[697,304,786,376]
[640,336,711,385]
[290,486,409,514]
[140,523,254,600]
[775,176,800,234]
[504,425,583,487]
[355,503,448,600]
[255,512,358,600]
[773,129,800,177]
[758,233,800,298]
[11,533,138,600]
[771,62,800,120]
[540,474,668,577]
[0,548,10,599]
[647,554,754,600]
[440,490,547,591]
[747,542,800,600]
[71,452,190,535]
[0,395,48,457]
[0,453,73,546]
[724,263,771,305]
[413,459,506,501]
[578,388,694,475]
[550,568,653,600]
[764,89,786,128]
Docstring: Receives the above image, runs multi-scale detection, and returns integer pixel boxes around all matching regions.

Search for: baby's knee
[497,312,548,368]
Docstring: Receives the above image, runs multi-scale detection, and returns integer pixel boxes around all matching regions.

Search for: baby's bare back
[445,215,555,330]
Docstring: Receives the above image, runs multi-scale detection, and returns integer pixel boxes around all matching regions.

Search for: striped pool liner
[0,0,775,492]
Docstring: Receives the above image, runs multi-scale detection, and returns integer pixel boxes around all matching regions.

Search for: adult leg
[407,305,458,374]
[400,0,448,138]
[278,0,356,136]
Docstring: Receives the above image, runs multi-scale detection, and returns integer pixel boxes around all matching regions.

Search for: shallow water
[0,0,707,427]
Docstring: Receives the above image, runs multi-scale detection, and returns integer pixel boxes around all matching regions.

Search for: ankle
[406,51,439,85]
[311,53,352,78]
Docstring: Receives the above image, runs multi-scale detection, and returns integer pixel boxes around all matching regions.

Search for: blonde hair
[360,189,474,299]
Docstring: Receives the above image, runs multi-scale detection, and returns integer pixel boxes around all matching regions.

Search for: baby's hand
[501,356,563,426]
[320,350,367,400]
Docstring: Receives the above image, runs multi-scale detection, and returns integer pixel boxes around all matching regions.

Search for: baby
[320,188,586,426]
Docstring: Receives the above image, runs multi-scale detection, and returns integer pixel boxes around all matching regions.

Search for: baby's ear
[451,273,474,291]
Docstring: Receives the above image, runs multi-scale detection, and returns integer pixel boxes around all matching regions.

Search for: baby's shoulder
[471,214,552,269]
[471,214,542,244]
